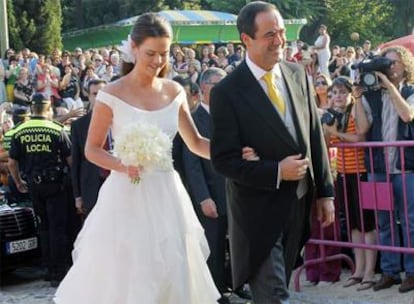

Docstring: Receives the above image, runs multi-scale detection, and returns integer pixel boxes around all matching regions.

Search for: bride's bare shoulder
[100,78,126,96]
[160,78,183,97]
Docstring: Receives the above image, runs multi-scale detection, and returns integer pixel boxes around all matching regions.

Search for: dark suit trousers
[249,196,307,304]
[200,213,228,293]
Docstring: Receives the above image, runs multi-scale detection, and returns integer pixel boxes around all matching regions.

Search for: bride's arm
[178,102,210,160]
[85,102,128,172]
[177,97,259,162]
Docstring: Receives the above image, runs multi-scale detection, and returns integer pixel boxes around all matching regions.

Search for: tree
[206,0,326,20]
[62,0,84,31]
[6,0,23,51]
[325,0,394,47]
[36,0,63,54]
[388,0,414,36]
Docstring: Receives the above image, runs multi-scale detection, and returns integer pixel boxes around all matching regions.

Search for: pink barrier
[294,141,414,292]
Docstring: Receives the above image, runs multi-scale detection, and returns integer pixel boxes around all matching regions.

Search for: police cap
[31,93,51,105]
[13,106,31,118]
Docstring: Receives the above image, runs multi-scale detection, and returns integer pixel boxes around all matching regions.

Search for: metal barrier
[294,140,414,291]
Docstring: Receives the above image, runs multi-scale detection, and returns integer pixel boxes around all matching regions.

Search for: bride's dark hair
[121,13,172,78]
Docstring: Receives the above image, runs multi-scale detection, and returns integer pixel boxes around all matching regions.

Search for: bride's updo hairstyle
[121,13,172,77]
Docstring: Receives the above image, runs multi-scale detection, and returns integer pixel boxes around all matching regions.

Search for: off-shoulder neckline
[98,90,183,113]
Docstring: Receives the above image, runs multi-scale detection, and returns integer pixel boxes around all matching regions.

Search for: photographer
[355,46,414,293]
[323,76,377,291]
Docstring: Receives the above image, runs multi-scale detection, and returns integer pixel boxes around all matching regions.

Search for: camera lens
[362,73,377,86]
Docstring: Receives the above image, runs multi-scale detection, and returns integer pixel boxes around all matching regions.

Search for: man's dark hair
[237,1,277,40]
[172,76,200,96]
[172,75,188,87]
[87,79,107,94]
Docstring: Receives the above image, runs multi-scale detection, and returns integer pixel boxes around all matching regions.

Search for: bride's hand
[126,165,143,184]
[242,146,260,161]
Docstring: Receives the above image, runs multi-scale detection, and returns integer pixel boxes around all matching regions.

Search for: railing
[294,140,414,291]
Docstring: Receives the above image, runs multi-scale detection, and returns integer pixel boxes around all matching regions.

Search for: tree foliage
[6,0,413,53]
[36,0,63,54]
[205,0,326,20]
[325,0,394,48]
[387,0,413,36]
[6,0,23,51]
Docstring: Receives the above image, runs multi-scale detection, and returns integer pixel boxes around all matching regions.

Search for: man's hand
[16,180,28,193]
[280,154,309,181]
[242,146,260,161]
[200,198,219,218]
[316,197,335,227]
[75,197,86,214]
[376,71,394,90]
[323,119,339,136]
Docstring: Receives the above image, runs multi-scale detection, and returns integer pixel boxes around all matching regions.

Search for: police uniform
[3,107,31,152]
[8,94,72,284]
[3,107,31,204]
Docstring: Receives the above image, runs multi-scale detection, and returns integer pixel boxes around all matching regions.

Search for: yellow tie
[262,72,285,115]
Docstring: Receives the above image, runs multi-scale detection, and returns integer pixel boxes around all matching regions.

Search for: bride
[54,13,255,304]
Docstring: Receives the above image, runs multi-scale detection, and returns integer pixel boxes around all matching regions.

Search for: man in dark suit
[71,79,107,216]
[182,67,230,303]
[172,76,201,185]
[210,2,335,303]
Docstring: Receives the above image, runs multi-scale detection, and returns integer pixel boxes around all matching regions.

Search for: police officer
[1,107,31,204]
[2,107,31,152]
[8,93,72,287]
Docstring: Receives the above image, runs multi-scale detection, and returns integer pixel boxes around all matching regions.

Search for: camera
[321,108,344,128]
[351,55,394,91]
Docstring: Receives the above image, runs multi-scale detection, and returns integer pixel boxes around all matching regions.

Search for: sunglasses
[315,80,328,87]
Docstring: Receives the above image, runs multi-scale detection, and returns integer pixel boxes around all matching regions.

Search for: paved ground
[1,267,414,303]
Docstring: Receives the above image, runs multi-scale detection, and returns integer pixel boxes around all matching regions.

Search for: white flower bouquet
[113,120,173,184]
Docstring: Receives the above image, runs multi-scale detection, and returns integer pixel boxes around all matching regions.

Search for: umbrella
[379,34,414,54]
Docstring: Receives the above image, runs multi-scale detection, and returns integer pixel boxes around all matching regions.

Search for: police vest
[8,117,71,176]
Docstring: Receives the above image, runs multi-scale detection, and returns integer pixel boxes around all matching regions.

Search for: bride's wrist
[114,158,126,173]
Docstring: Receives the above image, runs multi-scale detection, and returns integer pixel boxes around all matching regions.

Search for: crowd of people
[1,2,414,303]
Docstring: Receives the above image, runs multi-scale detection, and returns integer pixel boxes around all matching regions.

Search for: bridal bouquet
[113,121,173,184]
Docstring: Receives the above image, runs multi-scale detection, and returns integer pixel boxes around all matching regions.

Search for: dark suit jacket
[172,134,187,185]
[71,112,103,213]
[182,104,227,216]
[210,60,334,288]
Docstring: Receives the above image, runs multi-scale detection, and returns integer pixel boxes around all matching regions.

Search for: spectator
[285,46,297,63]
[323,76,377,291]
[71,79,107,218]
[183,67,230,303]
[172,49,188,77]
[59,64,82,110]
[331,56,351,79]
[363,40,372,57]
[304,73,341,286]
[0,60,7,104]
[13,67,34,107]
[36,64,60,100]
[216,46,229,68]
[355,45,414,293]
[314,25,331,77]
[5,56,20,103]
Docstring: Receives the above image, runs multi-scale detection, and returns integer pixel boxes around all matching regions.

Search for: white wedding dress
[54,90,220,304]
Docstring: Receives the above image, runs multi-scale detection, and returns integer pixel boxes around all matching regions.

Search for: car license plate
[6,237,38,254]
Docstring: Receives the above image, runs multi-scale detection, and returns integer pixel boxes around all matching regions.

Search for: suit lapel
[194,105,210,138]
[280,62,308,151]
[237,62,297,150]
